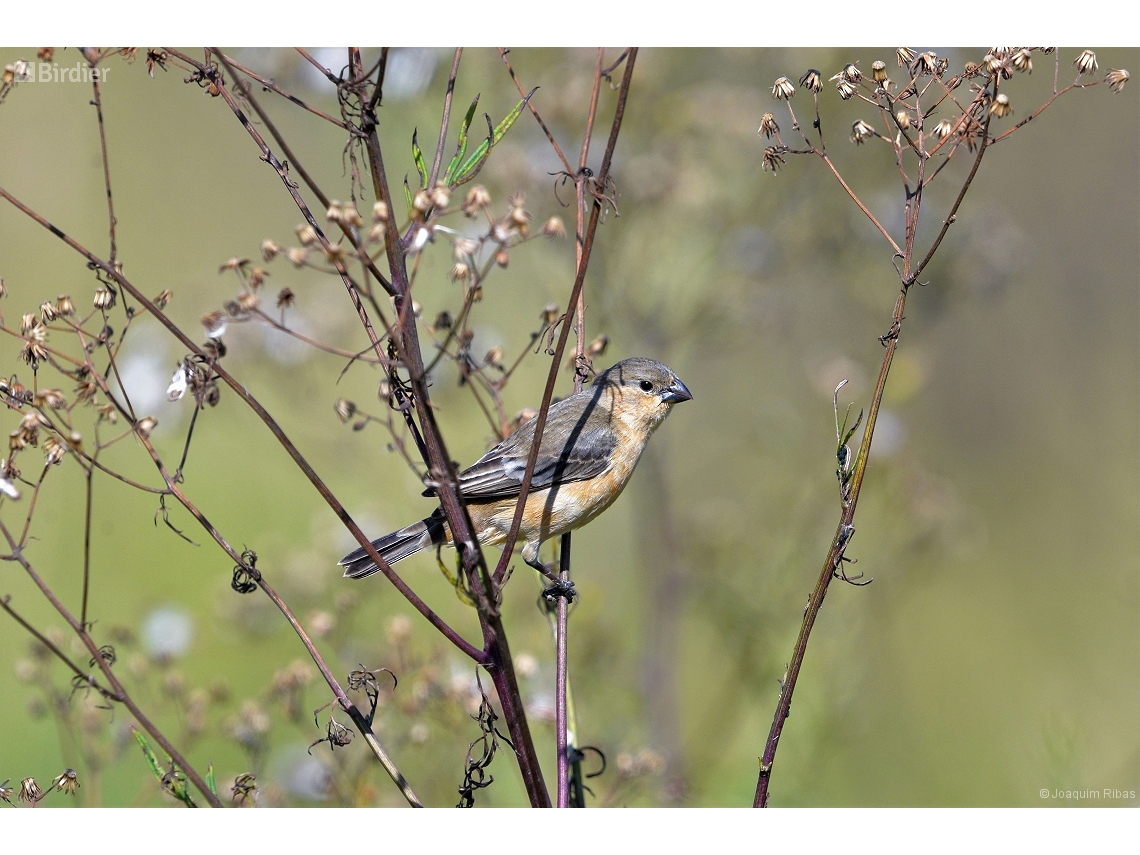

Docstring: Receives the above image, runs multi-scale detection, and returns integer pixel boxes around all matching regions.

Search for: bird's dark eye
[639,380,653,392]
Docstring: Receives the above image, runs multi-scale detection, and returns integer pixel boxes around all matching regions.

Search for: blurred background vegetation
[0,46,1136,807]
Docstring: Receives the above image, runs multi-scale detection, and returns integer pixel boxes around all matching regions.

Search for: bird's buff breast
[478,400,655,547]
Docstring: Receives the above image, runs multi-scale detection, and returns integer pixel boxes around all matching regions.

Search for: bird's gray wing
[431,390,617,500]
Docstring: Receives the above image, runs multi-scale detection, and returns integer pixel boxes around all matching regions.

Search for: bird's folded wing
[429,395,617,500]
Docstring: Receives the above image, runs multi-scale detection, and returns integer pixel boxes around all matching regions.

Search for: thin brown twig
[754,77,996,808]
[428,49,463,190]
[0,520,222,808]
[497,48,574,175]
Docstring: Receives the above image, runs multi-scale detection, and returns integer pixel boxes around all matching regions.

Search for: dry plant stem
[81,465,93,626]
[555,45,605,810]
[427,49,463,189]
[753,83,995,808]
[491,48,638,589]
[89,73,117,263]
[498,48,574,175]
[86,353,421,806]
[0,189,447,805]
[0,595,112,694]
[349,47,551,805]
[214,53,395,299]
[214,53,352,131]
[0,521,222,808]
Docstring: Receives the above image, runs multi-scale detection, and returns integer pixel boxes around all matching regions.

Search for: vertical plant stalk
[349,46,553,805]
[555,46,606,809]
[754,79,995,807]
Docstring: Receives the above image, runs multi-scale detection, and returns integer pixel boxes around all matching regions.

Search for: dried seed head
[910,52,939,77]
[237,290,259,313]
[453,237,479,260]
[154,289,173,310]
[248,267,268,290]
[333,398,356,423]
[1106,69,1130,93]
[932,118,954,139]
[799,69,823,93]
[495,248,510,268]
[432,310,452,330]
[871,60,887,83]
[202,310,227,338]
[409,226,432,253]
[850,119,875,144]
[261,239,281,261]
[325,199,343,222]
[40,301,58,322]
[98,403,119,424]
[136,416,158,438]
[463,185,491,216]
[542,216,566,238]
[989,93,1013,118]
[412,189,432,217]
[218,257,248,273]
[285,247,308,268]
[322,243,349,264]
[295,223,318,247]
[896,47,916,67]
[586,334,609,357]
[895,109,912,130]
[276,287,295,309]
[484,346,504,368]
[93,287,116,310]
[761,146,785,172]
[508,193,530,227]
[450,262,470,281]
[468,284,483,302]
[54,294,75,316]
[19,778,43,803]
[43,436,65,465]
[757,112,780,138]
[372,200,389,222]
[53,769,80,796]
[836,78,857,100]
[20,313,37,335]
[34,388,66,409]
[771,76,796,99]
[541,304,559,327]
[377,378,393,400]
[963,61,982,78]
[837,63,862,83]
[982,54,1003,75]
[1011,49,1033,73]
[367,222,386,243]
[1074,50,1098,75]
[429,184,450,209]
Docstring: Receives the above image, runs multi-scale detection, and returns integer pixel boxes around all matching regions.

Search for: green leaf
[444,95,480,185]
[206,764,217,796]
[403,176,414,220]
[133,729,163,779]
[451,87,537,187]
[411,128,428,190]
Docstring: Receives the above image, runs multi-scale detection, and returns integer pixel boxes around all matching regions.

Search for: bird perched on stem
[339,357,692,580]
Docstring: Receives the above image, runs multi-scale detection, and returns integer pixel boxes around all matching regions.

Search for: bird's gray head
[593,357,693,407]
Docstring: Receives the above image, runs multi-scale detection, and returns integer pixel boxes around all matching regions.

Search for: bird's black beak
[661,377,693,404]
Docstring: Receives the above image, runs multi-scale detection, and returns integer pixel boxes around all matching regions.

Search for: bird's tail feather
[339,510,447,579]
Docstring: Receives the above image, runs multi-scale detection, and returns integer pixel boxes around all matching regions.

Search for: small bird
[339,357,692,580]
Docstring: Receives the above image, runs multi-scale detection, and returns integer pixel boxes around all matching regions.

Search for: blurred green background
[0,47,1136,807]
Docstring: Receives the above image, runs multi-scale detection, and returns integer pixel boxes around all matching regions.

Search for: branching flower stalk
[753,47,1125,807]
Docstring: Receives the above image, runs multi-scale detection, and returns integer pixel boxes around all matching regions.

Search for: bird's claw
[541,579,577,604]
